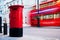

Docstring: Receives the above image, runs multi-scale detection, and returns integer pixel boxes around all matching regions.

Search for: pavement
[0,26,60,40]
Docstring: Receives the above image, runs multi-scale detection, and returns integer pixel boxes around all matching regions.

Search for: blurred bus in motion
[29,0,60,27]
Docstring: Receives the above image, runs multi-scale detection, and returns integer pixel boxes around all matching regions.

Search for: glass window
[45,15,49,19]
[43,15,46,19]
[33,16,36,19]
[54,13,60,19]
[40,3,48,8]
[40,16,43,20]
[48,2,56,6]
[41,0,47,2]
[43,4,48,7]
[48,14,54,19]
[48,2,52,6]
[33,16,41,20]
[42,14,54,20]
[40,4,45,8]
[52,2,56,5]
[54,14,56,19]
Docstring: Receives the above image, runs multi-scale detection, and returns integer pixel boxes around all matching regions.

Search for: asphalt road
[0,26,60,40]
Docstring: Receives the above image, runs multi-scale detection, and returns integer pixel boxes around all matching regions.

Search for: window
[40,4,45,8]
[45,15,49,19]
[31,12,60,20]
[33,16,38,20]
[40,1,56,8]
[48,14,54,19]
[54,13,60,19]
[48,2,56,6]
[42,14,54,20]
[42,3,48,8]
[43,15,46,19]
[41,0,47,2]
[40,16,43,20]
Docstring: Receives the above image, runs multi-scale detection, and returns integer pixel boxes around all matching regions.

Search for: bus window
[48,2,53,6]
[53,2,56,5]
[54,14,56,19]
[43,14,54,20]
[48,2,56,6]
[43,15,46,20]
[33,16,38,20]
[54,13,60,19]
[43,4,48,8]
[40,4,45,8]
[56,13,60,18]
[48,14,54,19]
[45,15,49,19]
[40,16,43,20]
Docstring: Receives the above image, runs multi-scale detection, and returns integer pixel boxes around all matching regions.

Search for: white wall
[23,6,32,26]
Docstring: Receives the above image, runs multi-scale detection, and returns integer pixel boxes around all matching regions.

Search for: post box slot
[12,7,18,10]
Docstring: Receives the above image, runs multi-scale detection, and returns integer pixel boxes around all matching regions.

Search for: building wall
[1,0,22,26]
[23,6,32,26]
[1,0,45,26]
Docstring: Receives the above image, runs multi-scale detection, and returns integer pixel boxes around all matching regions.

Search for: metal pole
[36,0,40,27]
[0,17,2,33]
[3,18,7,35]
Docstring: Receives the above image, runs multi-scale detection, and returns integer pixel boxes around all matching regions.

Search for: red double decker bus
[29,0,60,27]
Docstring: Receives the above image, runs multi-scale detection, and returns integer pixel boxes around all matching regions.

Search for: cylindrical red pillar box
[9,5,24,37]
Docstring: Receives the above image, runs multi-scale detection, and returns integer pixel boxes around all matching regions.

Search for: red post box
[9,5,24,37]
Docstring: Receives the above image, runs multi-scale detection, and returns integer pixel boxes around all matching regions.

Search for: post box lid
[9,5,24,8]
